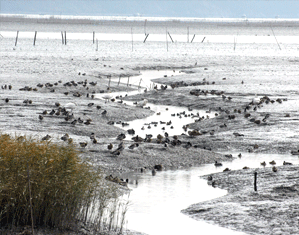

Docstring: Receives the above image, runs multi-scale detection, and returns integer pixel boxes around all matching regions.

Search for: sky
[1,0,299,18]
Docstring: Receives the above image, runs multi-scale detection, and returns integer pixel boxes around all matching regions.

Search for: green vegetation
[0,134,128,233]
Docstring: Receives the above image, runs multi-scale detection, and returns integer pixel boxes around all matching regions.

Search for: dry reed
[0,134,128,233]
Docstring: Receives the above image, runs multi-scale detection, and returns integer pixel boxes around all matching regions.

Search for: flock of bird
[1,71,295,187]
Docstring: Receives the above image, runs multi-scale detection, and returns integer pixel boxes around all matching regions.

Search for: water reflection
[124,166,245,235]
[124,152,299,235]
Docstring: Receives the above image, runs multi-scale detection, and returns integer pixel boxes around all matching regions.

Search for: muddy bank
[182,164,299,235]
[0,56,231,176]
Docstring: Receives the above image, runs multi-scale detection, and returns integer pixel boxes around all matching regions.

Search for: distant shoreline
[1,13,299,26]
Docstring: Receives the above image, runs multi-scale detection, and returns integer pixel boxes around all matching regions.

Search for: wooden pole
[187,27,189,43]
[191,34,196,43]
[108,76,111,88]
[61,31,64,44]
[143,34,149,43]
[234,37,237,51]
[168,32,174,43]
[201,37,206,43]
[270,26,281,50]
[138,78,142,89]
[93,31,95,44]
[64,31,67,45]
[118,76,121,86]
[127,76,130,86]
[15,31,19,46]
[33,31,37,46]
[96,38,98,51]
[254,172,257,191]
[144,19,147,35]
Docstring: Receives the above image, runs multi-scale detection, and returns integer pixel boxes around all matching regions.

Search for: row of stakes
[13,29,203,48]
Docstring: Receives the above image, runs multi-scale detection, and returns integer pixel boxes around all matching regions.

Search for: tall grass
[0,134,128,233]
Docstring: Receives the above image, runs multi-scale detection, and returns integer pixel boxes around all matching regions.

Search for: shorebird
[79,142,88,148]
[102,94,113,103]
[214,161,223,167]
[260,161,266,166]
[64,102,77,113]
[107,143,113,150]
[269,160,276,165]
[136,99,148,107]
[61,133,69,141]
[42,134,51,141]
[283,161,293,165]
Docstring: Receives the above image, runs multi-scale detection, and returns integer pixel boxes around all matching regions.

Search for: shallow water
[122,151,299,235]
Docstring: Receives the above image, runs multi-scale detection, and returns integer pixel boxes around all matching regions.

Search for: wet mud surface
[182,165,299,235]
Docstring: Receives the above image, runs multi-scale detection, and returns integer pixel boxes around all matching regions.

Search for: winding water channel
[97,69,299,235]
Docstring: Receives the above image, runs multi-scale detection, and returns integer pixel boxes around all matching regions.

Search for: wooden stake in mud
[15,31,19,46]
[127,76,130,86]
[93,31,95,44]
[191,34,196,43]
[64,31,67,45]
[201,37,206,43]
[61,31,64,44]
[118,76,121,86]
[108,75,111,89]
[187,27,189,43]
[33,31,37,46]
[138,78,142,89]
[144,19,147,35]
[143,34,149,43]
[234,37,237,51]
[270,26,281,50]
[254,172,257,191]
[168,32,174,43]
[96,38,98,51]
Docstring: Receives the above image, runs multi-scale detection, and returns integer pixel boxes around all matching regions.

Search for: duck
[61,134,69,141]
[272,166,278,172]
[283,161,293,165]
[260,161,266,166]
[79,142,88,148]
[214,161,223,167]
[269,160,276,165]
[107,143,113,150]
[42,134,51,141]
[136,99,148,107]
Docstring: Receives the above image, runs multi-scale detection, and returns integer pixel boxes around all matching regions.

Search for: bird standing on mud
[135,99,148,107]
